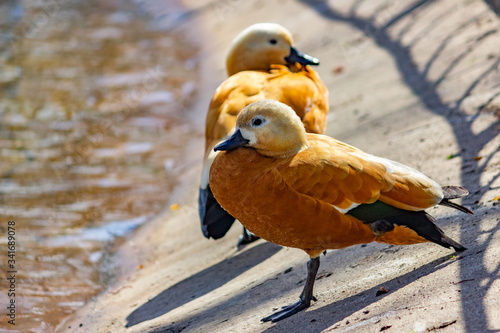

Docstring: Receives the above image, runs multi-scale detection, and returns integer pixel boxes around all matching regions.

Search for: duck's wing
[278,136,467,251]
[279,135,444,213]
[199,184,236,239]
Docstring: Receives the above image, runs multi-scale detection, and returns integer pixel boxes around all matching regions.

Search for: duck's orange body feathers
[205,65,328,154]
[210,134,444,256]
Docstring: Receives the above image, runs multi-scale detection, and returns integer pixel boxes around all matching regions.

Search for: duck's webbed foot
[261,298,312,322]
[237,227,260,248]
[369,220,394,236]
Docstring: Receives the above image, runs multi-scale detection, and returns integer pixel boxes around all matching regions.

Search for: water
[0,0,198,331]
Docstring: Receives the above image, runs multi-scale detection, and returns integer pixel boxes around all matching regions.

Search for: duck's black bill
[285,46,319,66]
[214,130,249,151]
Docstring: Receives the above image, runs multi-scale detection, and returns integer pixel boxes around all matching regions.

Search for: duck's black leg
[261,256,320,322]
[237,227,260,247]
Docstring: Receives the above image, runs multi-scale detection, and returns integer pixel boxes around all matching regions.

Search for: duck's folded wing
[279,137,443,213]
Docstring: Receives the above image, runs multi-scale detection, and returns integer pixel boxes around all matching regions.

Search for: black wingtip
[385,211,466,252]
[199,186,236,239]
[442,235,467,252]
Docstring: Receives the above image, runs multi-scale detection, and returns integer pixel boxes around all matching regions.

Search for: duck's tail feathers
[439,185,474,215]
[385,211,466,252]
[199,185,236,239]
[441,185,469,199]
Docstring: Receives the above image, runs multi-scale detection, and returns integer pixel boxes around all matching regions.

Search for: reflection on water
[0,0,198,331]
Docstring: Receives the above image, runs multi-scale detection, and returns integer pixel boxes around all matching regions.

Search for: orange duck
[210,100,472,322]
[200,23,329,245]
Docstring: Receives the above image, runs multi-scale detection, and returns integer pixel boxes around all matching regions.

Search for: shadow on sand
[143,246,492,333]
[298,1,500,331]
[126,241,282,327]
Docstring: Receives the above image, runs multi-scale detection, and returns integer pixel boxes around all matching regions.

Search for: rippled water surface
[0,0,198,331]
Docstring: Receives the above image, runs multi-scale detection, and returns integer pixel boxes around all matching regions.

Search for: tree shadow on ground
[297,0,500,331]
[146,249,480,333]
[263,243,497,332]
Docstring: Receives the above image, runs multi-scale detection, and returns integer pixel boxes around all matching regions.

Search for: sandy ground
[58,0,500,332]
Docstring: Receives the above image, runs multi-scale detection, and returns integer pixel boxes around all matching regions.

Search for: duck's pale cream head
[214,100,308,158]
[226,23,319,76]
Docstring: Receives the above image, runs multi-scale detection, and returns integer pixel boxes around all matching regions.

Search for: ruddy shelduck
[199,23,329,245]
[210,100,473,322]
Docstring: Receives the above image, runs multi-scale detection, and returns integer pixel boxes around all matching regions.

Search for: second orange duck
[199,23,329,245]
[210,100,473,322]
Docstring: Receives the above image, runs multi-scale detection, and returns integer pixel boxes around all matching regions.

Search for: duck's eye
[251,117,265,127]
[269,39,277,45]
